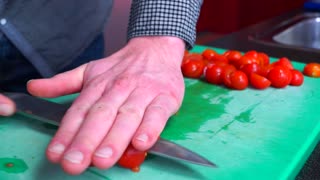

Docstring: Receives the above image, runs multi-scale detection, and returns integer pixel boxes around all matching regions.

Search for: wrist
[127,36,186,66]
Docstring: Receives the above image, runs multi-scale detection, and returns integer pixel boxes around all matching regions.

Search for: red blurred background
[197,0,307,33]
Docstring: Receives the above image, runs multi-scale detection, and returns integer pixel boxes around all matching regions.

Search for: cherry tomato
[257,52,270,66]
[202,48,218,61]
[223,50,242,65]
[250,73,271,89]
[221,64,237,88]
[239,63,260,78]
[244,50,259,59]
[118,144,147,172]
[272,57,294,70]
[182,53,202,63]
[205,64,224,84]
[267,66,291,88]
[236,55,259,69]
[210,54,229,64]
[290,69,304,86]
[206,60,228,67]
[181,59,205,78]
[229,70,249,90]
[258,65,273,77]
[303,63,320,77]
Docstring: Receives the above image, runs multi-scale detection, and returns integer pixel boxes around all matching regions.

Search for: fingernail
[48,143,65,154]
[136,134,148,143]
[95,147,113,158]
[0,104,14,116]
[64,150,84,164]
[26,79,34,84]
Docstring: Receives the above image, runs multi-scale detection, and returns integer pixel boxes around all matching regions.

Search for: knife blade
[4,92,217,168]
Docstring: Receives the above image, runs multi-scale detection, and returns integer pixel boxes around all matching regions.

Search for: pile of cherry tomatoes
[181,48,320,90]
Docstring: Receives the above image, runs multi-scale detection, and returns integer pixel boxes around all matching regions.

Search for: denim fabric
[0,34,105,93]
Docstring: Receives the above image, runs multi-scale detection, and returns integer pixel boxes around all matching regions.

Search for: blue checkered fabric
[127,0,203,49]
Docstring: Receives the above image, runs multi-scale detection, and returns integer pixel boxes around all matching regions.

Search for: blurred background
[104,0,306,55]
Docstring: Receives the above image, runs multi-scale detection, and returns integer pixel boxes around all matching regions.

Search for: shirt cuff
[127,0,203,50]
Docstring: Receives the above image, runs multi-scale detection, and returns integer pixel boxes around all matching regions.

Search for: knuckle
[76,135,97,150]
[53,129,76,142]
[91,102,112,113]
[118,105,141,120]
[67,104,89,114]
[149,105,168,117]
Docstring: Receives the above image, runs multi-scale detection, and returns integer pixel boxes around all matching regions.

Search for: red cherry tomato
[257,52,270,66]
[303,63,320,77]
[267,66,291,88]
[290,69,304,86]
[181,59,205,78]
[272,57,294,70]
[182,53,202,63]
[210,54,229,64]
[205,64,224,84]
[250,73,271,89]
[118,144,147,172]
[202,48,218,61]
[258,65,273,77]
[239,63,260,78]
[223,50,242,65]
[221,64,237,88]
[229,70,249,90]
[236,55,259,69]
[244,50,259,59]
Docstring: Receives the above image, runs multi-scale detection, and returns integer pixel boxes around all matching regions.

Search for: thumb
[27,64,87,98]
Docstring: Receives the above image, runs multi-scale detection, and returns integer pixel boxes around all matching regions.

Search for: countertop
[207,9,320,64]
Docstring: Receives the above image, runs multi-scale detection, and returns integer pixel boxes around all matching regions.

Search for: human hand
[27,36,186,174]
[0,93,15,116]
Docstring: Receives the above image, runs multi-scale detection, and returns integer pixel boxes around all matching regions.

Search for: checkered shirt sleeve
[127,0,203,49]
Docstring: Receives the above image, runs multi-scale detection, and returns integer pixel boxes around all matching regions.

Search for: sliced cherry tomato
[290,69,304,86]
[229,70,249,90]
[202,48,218,61]
[267,66,291,88]
[181,59,205,78]
[303,63,320,77]
[258,65,273,77]
[118,144,147,172]
[272,57,294,70]
[205,64,224,84]
[239,63,260,78]
[250,73,271,89]
[222,64,237,88]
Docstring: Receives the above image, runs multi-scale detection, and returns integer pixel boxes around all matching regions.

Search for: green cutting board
[1,45,319,180]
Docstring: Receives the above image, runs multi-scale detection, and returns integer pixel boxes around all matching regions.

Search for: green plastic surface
[1,45,320,180]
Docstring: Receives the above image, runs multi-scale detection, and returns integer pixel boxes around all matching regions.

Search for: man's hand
[27,36,186,175]
[0,94,15,116]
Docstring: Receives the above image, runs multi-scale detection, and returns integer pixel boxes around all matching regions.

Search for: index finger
[0,93,16,116]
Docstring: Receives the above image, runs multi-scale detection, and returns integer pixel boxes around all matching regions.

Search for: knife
[3,92,217,168]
